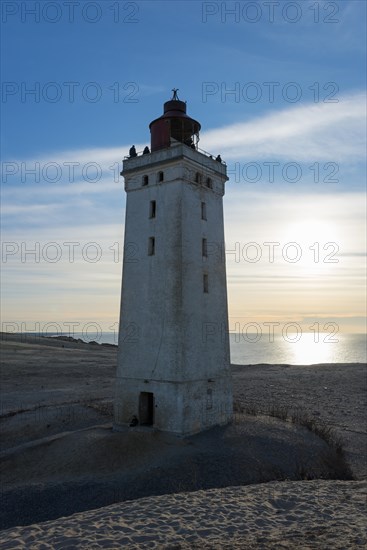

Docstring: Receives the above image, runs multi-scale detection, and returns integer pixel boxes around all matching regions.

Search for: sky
[1,0,366,340]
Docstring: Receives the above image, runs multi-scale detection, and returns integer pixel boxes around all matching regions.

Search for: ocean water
[229,332,367,365]
[49,331,366,365]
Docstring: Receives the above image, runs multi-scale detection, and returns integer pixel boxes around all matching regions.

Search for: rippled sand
[0,480,366,549]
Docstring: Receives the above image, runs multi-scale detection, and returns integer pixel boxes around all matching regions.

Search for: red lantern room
[149,89,201,152]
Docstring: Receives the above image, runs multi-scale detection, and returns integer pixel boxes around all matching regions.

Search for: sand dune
[0,333,366,547]
[0,480,366,549]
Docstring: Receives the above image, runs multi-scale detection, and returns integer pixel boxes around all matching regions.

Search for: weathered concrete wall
[115,143,233,435]
[114,377,232,435]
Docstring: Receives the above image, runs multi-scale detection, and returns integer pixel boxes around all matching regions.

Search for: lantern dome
[149,89,201,152]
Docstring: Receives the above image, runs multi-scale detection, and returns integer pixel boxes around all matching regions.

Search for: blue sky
[1,0,366,337]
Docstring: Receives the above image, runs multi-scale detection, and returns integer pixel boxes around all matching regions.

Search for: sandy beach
[0,333,366,548]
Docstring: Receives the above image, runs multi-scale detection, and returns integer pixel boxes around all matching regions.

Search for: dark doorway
[139,392,154,425]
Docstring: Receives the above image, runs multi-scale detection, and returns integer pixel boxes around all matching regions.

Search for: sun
[280,219,341,276]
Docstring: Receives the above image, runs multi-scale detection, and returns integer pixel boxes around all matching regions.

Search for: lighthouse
[114,91,233,435]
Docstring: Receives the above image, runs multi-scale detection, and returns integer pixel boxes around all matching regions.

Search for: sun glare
[280,220,341,276]
[285,332,338,365]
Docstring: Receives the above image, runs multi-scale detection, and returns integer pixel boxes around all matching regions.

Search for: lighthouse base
[114,376,233,436]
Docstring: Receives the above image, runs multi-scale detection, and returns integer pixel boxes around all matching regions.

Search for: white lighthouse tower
[114,91,233,435]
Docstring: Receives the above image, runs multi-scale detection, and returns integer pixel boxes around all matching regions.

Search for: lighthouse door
[139,392,154,425]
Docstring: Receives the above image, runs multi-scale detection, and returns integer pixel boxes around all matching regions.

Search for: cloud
[1,180,121,200]
[1,95,365,331]
[2,145,145,170]
[1,204,61,215]
[2,92,364,205]
[200,92,366,162]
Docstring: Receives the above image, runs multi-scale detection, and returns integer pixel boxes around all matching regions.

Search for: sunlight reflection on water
[230,333,366,365]
[286,333,338,365]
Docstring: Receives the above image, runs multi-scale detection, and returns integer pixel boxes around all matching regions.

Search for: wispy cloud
[201,92,366,161]
[1,94,365,330]
[1,204,61,215]
[2,145,144,169]
[2,92,364,203]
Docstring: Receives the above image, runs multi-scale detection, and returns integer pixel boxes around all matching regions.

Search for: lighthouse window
[203,273,209,293]
[206,388,213,410]
[206,177,213,189]
[157,171,164,182]
[201,202,207,220]
[195,172,202,184]
[149,200,156,219]
[142,175,149,186]
[202,238,208,257]
[148,237,155,256]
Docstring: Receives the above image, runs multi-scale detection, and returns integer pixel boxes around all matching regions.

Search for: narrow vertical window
[206,388,213,410]
[201,202,207,220]
[202,238,207,257]
[149,200,156,219]
[206,177,212,189]
[148,237,155,256]
[203,273,209,293]
[157,171,164,182]
[142,175,149,186]
[195,172,202,184]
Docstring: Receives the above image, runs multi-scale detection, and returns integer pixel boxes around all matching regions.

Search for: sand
[0,333,366,548]
[1,481,366,549]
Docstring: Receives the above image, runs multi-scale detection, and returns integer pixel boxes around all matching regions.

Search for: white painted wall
[114,143,233,435]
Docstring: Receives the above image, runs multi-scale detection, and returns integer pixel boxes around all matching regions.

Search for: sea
[47,331,366,365]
